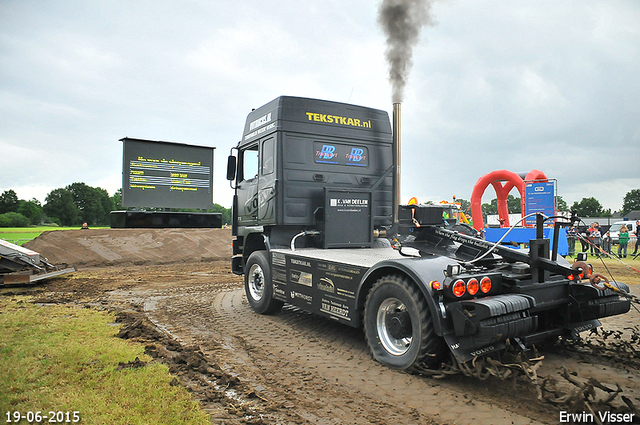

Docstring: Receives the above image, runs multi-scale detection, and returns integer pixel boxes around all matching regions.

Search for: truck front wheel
[245,250,284,314]
[364,275,443,371]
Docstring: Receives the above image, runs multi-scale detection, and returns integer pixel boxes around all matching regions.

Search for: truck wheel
[245,250,284,314]
[364,275,442,371]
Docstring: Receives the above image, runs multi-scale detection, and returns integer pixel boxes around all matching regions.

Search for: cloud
[398,0,640,210]
[0,0,638,214]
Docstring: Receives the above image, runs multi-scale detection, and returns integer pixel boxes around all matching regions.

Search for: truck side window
[241,145,259,182]
[262,138,274,175]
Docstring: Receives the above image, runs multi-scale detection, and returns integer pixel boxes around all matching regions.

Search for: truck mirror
[226,155,237,181]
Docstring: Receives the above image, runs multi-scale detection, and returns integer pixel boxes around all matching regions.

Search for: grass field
[0,227,108,245]
[0,298,209,425]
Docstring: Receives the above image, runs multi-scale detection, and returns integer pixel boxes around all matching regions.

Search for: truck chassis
[240,224,631,370]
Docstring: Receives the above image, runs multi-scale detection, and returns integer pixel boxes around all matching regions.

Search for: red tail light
[452,279,466,297]
[467,278,479,296]
[480,276,492,293]
[430,280,442,290]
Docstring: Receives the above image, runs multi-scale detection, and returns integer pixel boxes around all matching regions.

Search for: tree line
[434,189,640,221]
[0,184,232,227]
[2,185,638,228]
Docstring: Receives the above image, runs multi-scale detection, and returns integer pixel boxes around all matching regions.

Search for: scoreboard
[121,137,214,209]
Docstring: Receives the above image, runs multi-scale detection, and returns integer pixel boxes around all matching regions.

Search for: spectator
[602,231,611,257]
[580,227,590,252]
[567,226,577,257]
[588,224,596,254]
[633,220,640,256]
[81,222,89,230]
[591,225,602,257]
[618,225,630,258]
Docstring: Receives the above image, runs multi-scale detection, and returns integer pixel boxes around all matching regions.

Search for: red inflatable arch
[470,169,548,231]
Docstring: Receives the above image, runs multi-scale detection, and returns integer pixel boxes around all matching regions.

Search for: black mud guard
[569,282,631,321]
[357,255,461,337]
[449,294,536,337]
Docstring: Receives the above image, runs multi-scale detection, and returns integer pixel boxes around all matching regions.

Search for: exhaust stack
[392,102,401,224]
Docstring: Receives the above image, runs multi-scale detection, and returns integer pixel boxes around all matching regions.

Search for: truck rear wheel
[364,275,443,371]
[245,250,284,314]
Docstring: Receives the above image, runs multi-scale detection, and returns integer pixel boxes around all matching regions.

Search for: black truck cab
[229,96,395,272]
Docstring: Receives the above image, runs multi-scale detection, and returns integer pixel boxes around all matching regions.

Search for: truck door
[236,143,259,225]
[257,137,276,224]
[236,137,276,226]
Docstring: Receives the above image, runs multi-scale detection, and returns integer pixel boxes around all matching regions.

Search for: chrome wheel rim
[376,297,412,356]
[248,263,265,301]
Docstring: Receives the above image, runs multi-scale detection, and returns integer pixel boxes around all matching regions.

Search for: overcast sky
[1,0,639,213]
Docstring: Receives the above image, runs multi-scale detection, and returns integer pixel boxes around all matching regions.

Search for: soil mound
[24,228,232,268]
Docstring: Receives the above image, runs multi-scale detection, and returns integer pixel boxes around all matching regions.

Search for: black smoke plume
[378,0,435,103]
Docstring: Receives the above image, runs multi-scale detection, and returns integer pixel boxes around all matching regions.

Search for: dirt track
[10,229,640,424]
[25,228,231,267]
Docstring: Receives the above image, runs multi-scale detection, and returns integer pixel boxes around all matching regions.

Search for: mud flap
[444,334,506,363]
[567,319,601,340]
[231,255,243,275]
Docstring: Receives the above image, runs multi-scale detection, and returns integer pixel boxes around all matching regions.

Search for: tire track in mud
[140,283,550,425]
[141,286,428,424]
